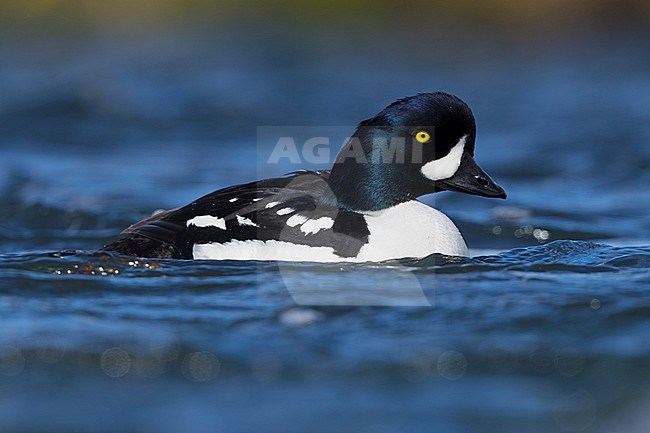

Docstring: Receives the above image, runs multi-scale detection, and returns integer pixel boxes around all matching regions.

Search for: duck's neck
[322,135,417,212]
[323,172,412,212]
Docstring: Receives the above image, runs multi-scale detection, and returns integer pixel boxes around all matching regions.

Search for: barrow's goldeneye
[103,92,506,261]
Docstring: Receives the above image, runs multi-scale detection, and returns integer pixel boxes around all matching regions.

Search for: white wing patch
[228,197,238,203]
[187,215,227,230]
[236,215,259,227]
[286,214,308,227]
[421,135,467,181]
[265,201,280,209]
[300,217,334,235]
[277,207,294,215]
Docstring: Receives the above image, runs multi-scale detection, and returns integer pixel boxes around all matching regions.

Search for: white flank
[265,201,280,209]
[300,217,334,235]
[193,240,342,262]
[192,201,468,262]
[276,207,294,215]
[187,215,227,230]
[421,135,467,181]
[228,197,238,203]
[286,214,308,227]
[236,215,258,227]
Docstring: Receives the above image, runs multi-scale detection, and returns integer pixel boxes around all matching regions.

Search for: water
[1,22,649,432]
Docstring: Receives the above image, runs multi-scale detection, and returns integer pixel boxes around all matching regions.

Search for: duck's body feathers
[104,171,372,260]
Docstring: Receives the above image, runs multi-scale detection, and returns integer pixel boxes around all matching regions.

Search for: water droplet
[182,352,220,382]
[491,206,532,221]
[533,228,550,241]
[437,350,467,380]
[151,342,179,363]
[100,347,131,378]
[279,308,323,326]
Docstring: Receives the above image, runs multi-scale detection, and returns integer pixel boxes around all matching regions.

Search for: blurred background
[1,1,649,432]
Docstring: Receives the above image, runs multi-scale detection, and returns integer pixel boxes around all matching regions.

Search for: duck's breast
[356,201,468,261]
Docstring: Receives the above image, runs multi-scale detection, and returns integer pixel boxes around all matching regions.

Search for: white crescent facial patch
[420,135,467,181]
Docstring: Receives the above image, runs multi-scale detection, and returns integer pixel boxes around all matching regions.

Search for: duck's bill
[437,152,507,199]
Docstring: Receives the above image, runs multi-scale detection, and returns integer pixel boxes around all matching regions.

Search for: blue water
[1,24,649,432]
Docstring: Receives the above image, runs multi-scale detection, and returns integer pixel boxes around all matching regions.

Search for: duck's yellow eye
[415,131,431,143]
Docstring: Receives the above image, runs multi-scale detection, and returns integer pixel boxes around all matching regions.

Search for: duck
[103,92,506,262]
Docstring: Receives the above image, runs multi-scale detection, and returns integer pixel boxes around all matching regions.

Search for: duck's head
[327,92,506,211]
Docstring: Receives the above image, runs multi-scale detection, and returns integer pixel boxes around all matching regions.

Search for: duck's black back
[102,171,370,259]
